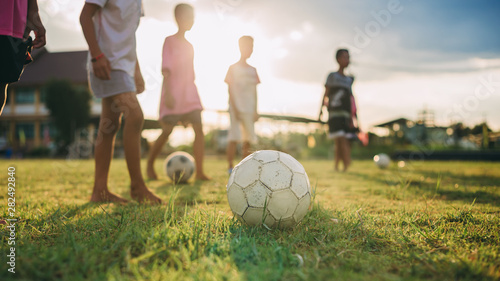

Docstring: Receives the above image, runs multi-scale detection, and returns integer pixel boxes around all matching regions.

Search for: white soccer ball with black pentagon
[374,153,391,169]
[227,150,311,228]
[164,151,195,183]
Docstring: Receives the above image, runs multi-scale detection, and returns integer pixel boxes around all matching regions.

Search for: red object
[91,53,104,62]
[357,132,369,146]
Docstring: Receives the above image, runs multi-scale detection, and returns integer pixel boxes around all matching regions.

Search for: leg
[337,137,350,172]
[227,141,237,170]
[91,96,128,203]
[239,113,255,159]
[109,93,162,204]
[333,138,340,171]
[242,141,251,158]
[343,138,352,171]
[192,122,210,180]
[227,108,242,172]
[147,121,174,179]
[0,84,7,116]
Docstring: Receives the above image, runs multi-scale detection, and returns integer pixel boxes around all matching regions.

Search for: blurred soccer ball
[374,153,391,169]
[164,151,195,183]
[227,150,311,228]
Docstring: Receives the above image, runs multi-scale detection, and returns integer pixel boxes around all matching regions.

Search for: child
[80,0,161,204]
[146,3,209,181]
[0,0,46,115]
[319,49,357,172]
[225,36,260,173]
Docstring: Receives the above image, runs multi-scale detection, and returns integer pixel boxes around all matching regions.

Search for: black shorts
[0,35,32,83]
[161,110,202,127]
[328,116,351,139]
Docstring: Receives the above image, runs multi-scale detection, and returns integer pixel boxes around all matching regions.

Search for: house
[0,48,101,152]
[374,116,450,146]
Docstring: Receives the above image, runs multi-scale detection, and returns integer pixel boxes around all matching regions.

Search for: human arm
[80,3,111,80]
[25,0,46,48]
[350,94,359,131]
[318,86,329,121]
[228,89,241,121]
[254,70,260,121]
[135,59,145,94]
[254,92,259,122]
[161,39,175,109]
[225,67,241,120]
[162,68,175,109]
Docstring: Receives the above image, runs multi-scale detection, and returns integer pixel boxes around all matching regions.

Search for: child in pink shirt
[147,3,209,181]
[0,0,46,115]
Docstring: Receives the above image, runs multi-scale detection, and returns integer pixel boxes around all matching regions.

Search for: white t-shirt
[224,62,260,113]
[86,0,142,77]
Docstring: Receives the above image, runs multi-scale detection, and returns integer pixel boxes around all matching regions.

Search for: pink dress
[159,35,203,119]
[0,0,28,38]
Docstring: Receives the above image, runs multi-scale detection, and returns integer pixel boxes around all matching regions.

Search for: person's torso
[228,63,259,113]
[0,0,28,38]
[90,0,142,76]
[163,35,195,82]
[159,35,201,116]
[326,72,353,113]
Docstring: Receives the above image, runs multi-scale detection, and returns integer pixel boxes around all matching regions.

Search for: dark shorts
[0,35,32,83]
[161,110,202,127]
[328,116,350,139]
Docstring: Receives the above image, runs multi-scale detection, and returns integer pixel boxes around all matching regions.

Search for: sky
[38,0,500,136]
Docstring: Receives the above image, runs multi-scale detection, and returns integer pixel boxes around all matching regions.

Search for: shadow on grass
[0,202,169,280]
[413,169,500,207]
[348,168,500,207]
[153,179,202,205]
[224,203,397,281]
[3,197,497,280]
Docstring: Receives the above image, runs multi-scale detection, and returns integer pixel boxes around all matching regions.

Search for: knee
[126,108,144,131]
[99,116,121,136]
[193,124,204,137]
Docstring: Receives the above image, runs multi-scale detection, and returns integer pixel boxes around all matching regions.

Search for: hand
[135,72,145,94]
[92,56,111,80]
[318,111,323,121]
[254,112,260,122]
[24,10,46,48]
[165,94,175,109]
[322,95,329,107]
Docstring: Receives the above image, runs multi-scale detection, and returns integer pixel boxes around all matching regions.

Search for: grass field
[1,157,499,281]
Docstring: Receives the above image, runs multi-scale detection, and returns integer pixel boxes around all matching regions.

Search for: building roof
[374,118,410,128]
[11,48,89,87]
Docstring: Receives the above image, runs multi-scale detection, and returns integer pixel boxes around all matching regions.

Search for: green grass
[1,157,499,280]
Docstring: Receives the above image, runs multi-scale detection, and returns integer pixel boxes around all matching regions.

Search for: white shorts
[228,108,257,144]
[88,70,136,99]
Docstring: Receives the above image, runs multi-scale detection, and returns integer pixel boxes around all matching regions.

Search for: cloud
[394,1,500,55]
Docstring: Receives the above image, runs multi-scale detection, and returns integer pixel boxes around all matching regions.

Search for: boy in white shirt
[224,36,260,173]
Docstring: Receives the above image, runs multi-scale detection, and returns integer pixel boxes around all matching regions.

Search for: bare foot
[343,164,350,172]
[147,164,158,180]
[90,189,129,204]
[131,184,162,204]
[195,173,211,181]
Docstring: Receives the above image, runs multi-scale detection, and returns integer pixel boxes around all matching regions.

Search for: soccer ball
[226,150,311,228]
[164,151,195,183]
[374,153,391,169]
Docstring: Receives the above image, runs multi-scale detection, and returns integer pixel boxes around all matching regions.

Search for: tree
[471,122,492,135]
[44,79,91,153]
